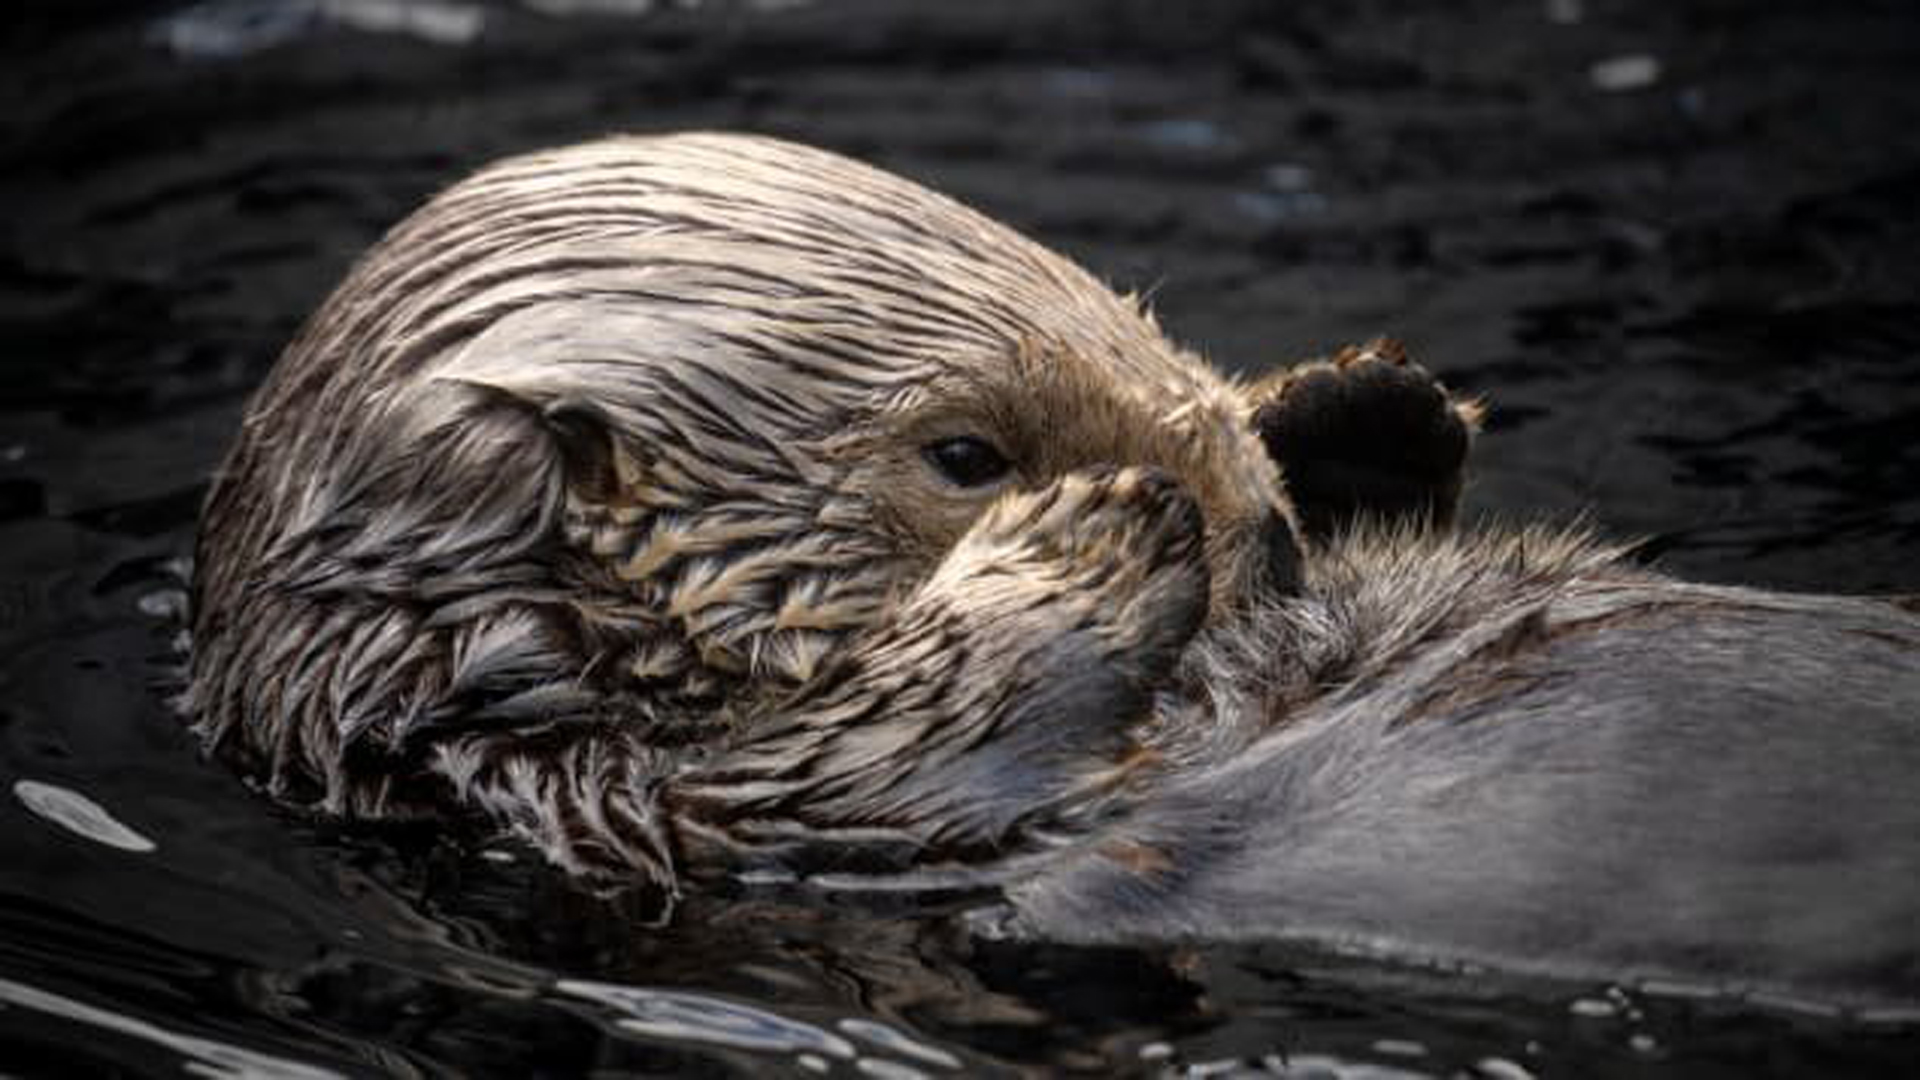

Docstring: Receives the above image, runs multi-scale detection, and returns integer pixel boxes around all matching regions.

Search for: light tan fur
[187,133,1311,893]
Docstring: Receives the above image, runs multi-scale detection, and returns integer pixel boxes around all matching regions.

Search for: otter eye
[923,436,1011,488]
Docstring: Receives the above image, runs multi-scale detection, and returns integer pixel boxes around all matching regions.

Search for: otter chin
[188,133,1919,1008]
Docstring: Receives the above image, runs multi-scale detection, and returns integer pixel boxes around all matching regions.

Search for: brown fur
[183,137,1920,1005]
[186,133,1472,894]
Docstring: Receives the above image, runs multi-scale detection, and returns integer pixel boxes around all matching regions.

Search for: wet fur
[187,134,1920,1005]
[1010,525,1920,1003]
[187,133,1301,891]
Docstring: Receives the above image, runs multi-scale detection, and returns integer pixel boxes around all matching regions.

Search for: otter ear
[428,300,684,501]
[431,367,630,506]
[541,399,625,504]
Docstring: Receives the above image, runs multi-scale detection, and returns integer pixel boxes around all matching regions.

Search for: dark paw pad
[1250,339,1478,544]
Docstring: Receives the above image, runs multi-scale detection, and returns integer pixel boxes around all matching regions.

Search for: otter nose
[1261,506,1302,597]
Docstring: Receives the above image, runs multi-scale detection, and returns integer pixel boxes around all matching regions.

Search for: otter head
[187,133,1295,804]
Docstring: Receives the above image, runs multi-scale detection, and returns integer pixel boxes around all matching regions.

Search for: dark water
[4,1,1919,1075]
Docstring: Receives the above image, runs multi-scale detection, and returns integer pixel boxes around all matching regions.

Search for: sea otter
[189,134,1920,1006]
[187,132,1472,888]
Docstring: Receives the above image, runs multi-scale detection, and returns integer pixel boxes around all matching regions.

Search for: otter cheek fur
[185,133,1308,891]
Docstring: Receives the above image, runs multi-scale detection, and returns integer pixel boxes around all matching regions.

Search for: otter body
[189,133,1919,1005]
[1007,530,1920,1004]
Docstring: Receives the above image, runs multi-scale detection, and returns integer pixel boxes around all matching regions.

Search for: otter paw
[934,464,1211,666]
[673,466,1208,872]
[1249,338,1480,544]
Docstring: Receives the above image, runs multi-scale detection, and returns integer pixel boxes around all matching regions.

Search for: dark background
[2,1,1918,1076]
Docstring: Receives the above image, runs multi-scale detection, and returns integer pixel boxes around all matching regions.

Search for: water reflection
[0,975,347,1080]
[557,980,862,1058]
[154,0,823,61]
[6,0,1920,1074]
[156,0,486,59]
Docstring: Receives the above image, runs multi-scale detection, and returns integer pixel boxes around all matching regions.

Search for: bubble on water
[1590,54,1661,93]
[13,780,157,854]
[1475,1058,1536,1080]
[137,589,188,621]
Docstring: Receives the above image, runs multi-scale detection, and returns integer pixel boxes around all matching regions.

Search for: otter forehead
[295,133,1224,423]
[396,133,1273,504]
[461,133,1195,379]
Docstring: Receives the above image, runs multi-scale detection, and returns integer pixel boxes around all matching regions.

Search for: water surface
[4,1,1919,1074]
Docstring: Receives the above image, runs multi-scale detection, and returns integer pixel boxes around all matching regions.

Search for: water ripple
[555,979,858,1058]
[0,975,345,1080]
